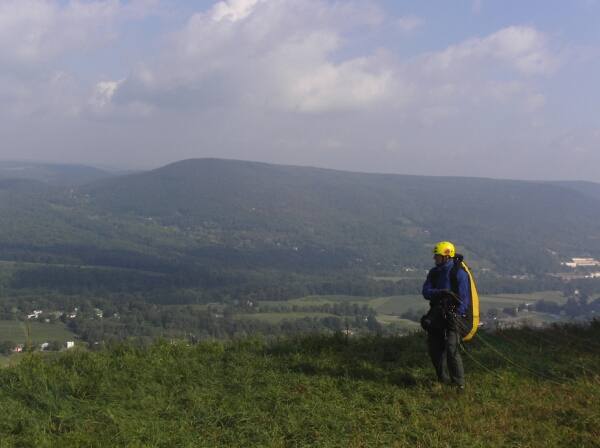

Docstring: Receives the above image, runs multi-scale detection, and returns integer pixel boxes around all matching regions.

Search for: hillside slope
[0,158,600,278]
[1,327,599,446]
[79,158,600,274]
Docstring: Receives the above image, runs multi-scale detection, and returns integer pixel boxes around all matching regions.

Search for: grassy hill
[0,323,598,446]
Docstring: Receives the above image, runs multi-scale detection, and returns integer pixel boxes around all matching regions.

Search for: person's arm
[422,269,440,301]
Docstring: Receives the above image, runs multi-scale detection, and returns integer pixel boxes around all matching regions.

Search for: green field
[238,312,337,324]
[371,291,569,317]
[0,321,75,345]
[372,295,427,315]
[368,292,573,329]
[161,292,575,338]
[256,294,427,315]
[375,314,422,329]
[262,295,375,305]
[0,321,77,367]
[172,292,572,329]
[479,291,567,307]
[166,295,378,313]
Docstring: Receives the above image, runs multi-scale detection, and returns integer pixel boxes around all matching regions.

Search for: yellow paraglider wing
[461,261,479,341]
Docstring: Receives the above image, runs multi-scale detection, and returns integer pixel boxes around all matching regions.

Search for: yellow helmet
[432,241,455,257]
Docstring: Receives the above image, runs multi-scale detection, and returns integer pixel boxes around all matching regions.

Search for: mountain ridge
[78,158,600,274]
[1,158,600,277]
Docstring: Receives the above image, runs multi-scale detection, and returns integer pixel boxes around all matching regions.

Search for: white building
[562,258,600,268]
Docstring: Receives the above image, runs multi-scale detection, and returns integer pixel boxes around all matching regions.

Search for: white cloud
[394,26,562,124]
[396,14,425,34]
[98,1,560,126]
[481,80,524,104]
[209,0,268,22]
[0,70,79,118]
[89,78,155,118]
[0,1,556,176]
[0,0,135,69]
[105,0,391,115]
[421,26,561,77]
[0,0,161,119]
[272,52,396,113]
[90,80,124,109]
[0,1,591,183]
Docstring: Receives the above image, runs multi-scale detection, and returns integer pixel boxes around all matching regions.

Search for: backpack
[453,254,479,341]
[420,254,480,341]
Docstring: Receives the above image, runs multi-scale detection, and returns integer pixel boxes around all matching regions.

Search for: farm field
[167,292,568,317]
[0,321,77,366]
[371,291,569,317]
[194,292,574,331]
[237,312,337,324]
[166,295,378,313]
[372,295,426,315]
[185,292,572,322]
[479,291,567,307]
[375,314,421,329]
[0,321,75,345]
[262,295,376,305]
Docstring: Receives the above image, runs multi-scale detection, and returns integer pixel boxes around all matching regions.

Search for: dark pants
[427,327,464,386]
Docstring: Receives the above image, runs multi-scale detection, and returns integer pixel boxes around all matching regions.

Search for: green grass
[170,292,572,330]
[479,291,568,307]
[0,321,25,343]
[166,295,379,312]
[0,320,75,345]
[168,292,568,316]
[25,322,77,344]
[374,315,422,329]
[283,295,374,304]
[371,292,569,318]
[373,295,428,315]
[0,322,598,446]
[238,312,337,324]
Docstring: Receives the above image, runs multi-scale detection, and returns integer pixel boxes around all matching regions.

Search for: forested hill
[80,158,600,274]
[2,158,600,277]
[543,180,600,203]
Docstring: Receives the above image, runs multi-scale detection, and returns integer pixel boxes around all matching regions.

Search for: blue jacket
[422,259,471,315]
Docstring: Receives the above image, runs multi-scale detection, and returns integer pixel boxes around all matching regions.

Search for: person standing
[421,241,471,394]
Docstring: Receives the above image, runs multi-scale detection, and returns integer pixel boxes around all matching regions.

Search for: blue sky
[1,0,599,181]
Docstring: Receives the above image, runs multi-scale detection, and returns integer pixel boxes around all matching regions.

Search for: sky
[1,0,599,181]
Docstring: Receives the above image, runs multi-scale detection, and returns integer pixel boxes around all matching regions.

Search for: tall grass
[0,322,599,447]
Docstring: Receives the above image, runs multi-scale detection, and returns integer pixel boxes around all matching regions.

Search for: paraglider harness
[420,254,478,340]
